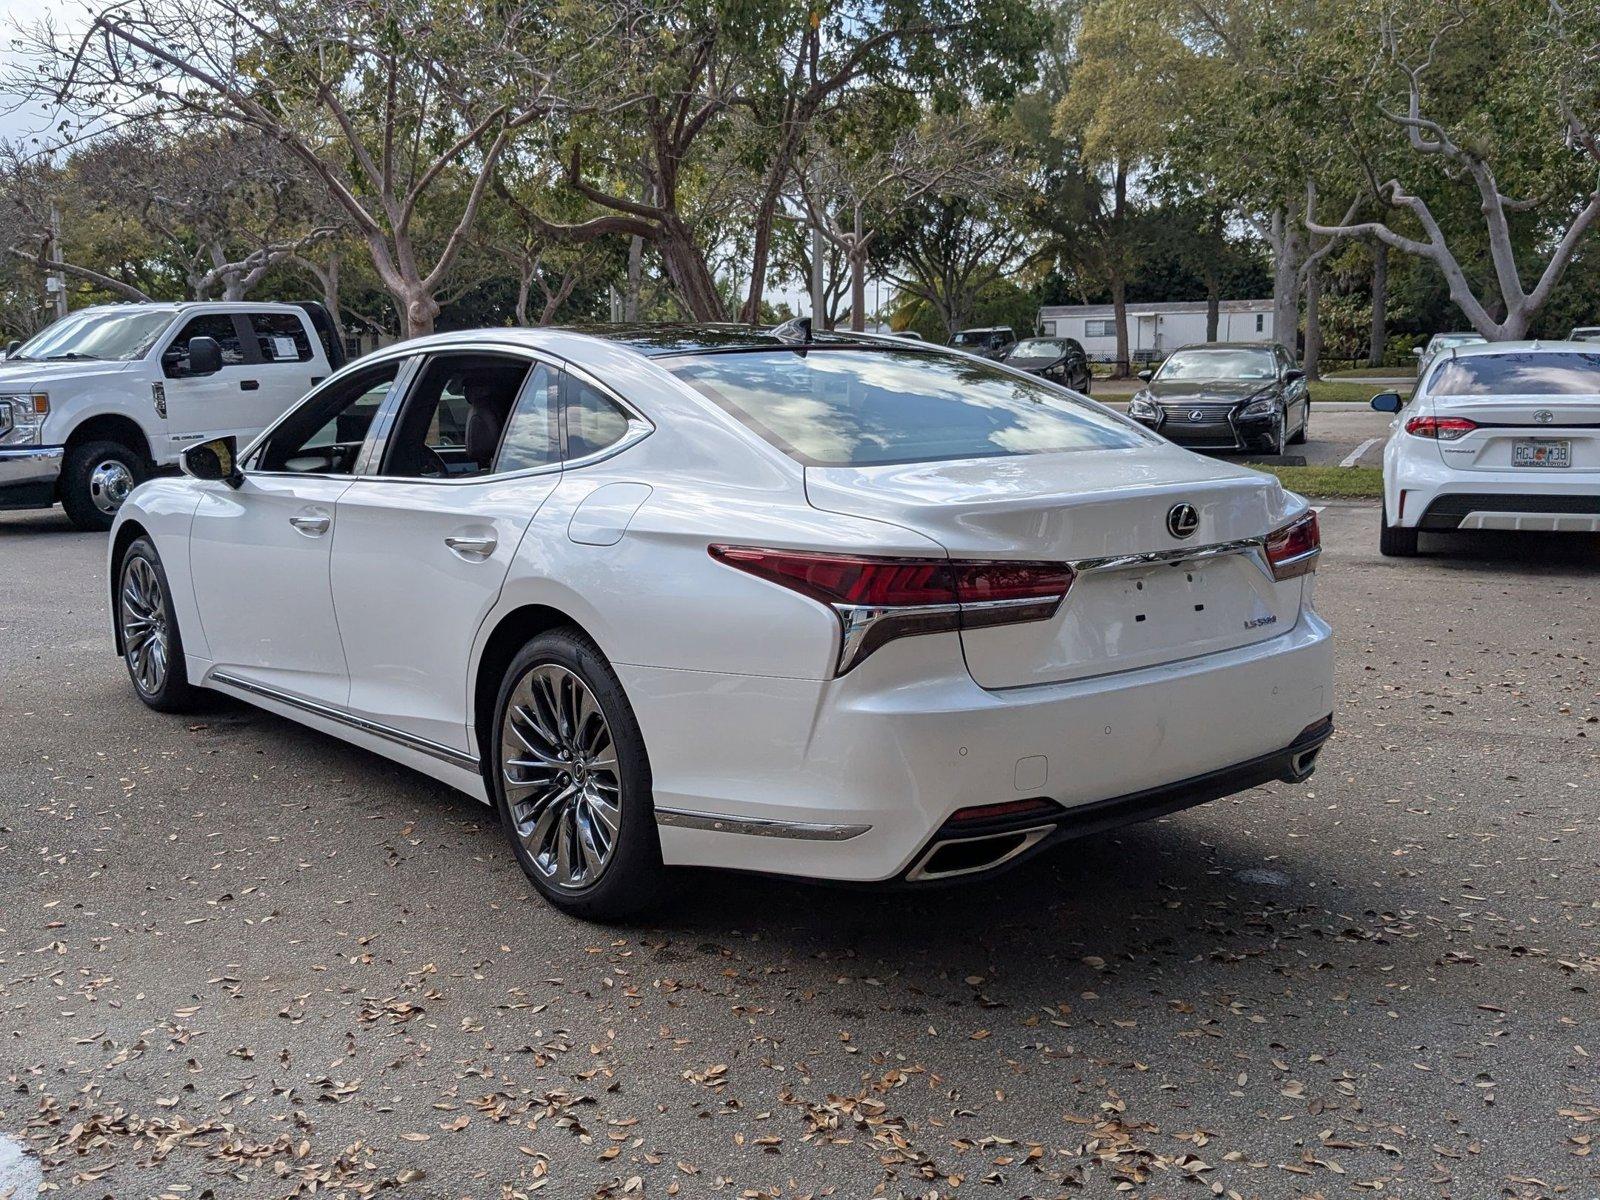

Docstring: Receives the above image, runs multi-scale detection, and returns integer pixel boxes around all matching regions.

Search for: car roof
[955,326,1012,334]
[358,323,924,364]
[1444,339,1597,358]
[1170,342,1275,352]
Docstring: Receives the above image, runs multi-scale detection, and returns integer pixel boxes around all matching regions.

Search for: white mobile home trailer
[1039,299,1276,365]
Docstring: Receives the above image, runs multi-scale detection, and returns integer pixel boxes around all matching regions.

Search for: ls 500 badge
[1244,614,1279,630]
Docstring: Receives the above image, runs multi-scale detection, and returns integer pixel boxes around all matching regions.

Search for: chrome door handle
[289,514,330,536]
[445,534,497,559]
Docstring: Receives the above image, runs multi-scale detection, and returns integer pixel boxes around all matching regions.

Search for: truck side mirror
[4,339,20,359]
[1370,391,1404,413]
[187,336,223,376]
[181,435,243,488]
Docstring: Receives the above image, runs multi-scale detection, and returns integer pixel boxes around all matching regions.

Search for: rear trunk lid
[805,445,1305,689]
[1432,394,1600,473]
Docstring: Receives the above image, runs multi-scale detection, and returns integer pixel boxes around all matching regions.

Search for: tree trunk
[515,266,532,326]
[624,233,643,321]
[1304,258,1323,381]
[1205,281,1220,342]
[1368,240,1387,368]
[1110,272,1130,377]
[658,220,726,321]
[850,207,866,333]
[401,289,440,339]
[1270,209,1302,357]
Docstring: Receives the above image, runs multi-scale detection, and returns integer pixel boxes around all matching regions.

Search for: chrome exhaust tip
[906,824,1055,881]
[1285,745,1321,781]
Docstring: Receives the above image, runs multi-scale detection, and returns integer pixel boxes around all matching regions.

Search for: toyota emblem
[1533,409,1554,424]
[1167,503,1200,539]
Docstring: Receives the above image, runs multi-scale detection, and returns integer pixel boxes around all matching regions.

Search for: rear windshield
[668,348,1144,467]
[1428,352,1600,396]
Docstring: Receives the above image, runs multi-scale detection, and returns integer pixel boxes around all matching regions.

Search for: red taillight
[708,546,1075,673]
[1405,415,1477,440]
[1264,510,1320,580]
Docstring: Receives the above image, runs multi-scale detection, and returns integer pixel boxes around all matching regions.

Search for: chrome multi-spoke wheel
[121,554,170,695]
[501,663,623,891]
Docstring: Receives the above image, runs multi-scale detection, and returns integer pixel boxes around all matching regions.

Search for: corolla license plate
[1512,438,1570,468]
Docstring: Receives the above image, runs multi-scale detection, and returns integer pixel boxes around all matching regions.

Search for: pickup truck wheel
[61,440,146,531]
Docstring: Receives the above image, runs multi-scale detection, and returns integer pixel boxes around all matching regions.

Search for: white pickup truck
[0,301,343,529]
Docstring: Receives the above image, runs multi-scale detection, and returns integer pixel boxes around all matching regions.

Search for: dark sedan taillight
[709,546,1075,673]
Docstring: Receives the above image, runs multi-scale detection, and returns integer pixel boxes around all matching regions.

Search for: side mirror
[186,335,223,376]
[1136,369,1154,383]
[181,435,243,487]
[4,339,20,359]
[1411,347,1423,357]
[1370,391,1404,413]
[1283,368,1305,383]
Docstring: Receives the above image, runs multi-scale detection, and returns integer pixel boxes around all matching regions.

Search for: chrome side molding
[208,670,481,771]
[655,807,871,841]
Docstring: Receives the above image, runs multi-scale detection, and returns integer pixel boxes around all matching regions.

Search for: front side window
[1155,348,1276,382]
[378,353,532,478]
[249,313,313,364]
[164,314,246,377]
[16,308,175,362]
[669,348,1144,468]
[1428,352,1600,396]
[255,360,402,474]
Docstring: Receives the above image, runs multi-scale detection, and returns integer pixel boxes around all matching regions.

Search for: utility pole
[850,204,865,333]
[48,204,68,320]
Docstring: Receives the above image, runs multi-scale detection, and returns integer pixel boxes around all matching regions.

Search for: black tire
[61,440,146,532]
[1379,508,1419,557]
[489,628,668,920]
[117,537,203,712]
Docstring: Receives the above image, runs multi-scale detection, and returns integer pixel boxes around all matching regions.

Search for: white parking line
[1340,437,1381,468]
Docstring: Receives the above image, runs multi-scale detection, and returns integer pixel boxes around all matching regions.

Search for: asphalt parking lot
[1099,400,1395,469]
[2,504,1596,1199]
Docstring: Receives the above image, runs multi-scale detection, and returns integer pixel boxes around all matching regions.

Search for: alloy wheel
[120,556,169,695]
[90,459,135,515]
[501,663,622,891]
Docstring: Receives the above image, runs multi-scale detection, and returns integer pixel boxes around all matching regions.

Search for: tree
[25,0,572,335]
[882,187,1032,337]
[1308,2,1600,341]
[794,111,1005,331]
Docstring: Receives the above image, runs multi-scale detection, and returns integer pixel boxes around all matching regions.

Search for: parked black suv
[950,327,1017,360]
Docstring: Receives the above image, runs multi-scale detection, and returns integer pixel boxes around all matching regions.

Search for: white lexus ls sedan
[1372,340,1600,556]
[109,324,1334,918]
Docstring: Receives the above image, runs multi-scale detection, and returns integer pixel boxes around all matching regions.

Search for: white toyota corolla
[110,324,1333,917]
[1373,340,1600,556]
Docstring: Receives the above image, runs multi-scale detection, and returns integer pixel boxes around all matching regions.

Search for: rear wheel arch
[472,604,605,772]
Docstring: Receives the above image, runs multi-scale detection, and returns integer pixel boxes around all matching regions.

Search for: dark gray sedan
[1126,342,1308,455]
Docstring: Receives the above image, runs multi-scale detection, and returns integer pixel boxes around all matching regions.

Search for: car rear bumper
[0,445,63,509]
[1389,462,1600,531]
[626,610,1334,882]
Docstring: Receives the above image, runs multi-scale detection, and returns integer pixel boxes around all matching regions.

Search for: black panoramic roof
[563,322,890,357]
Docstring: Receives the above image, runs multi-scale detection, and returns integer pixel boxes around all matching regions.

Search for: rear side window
[669,348,1144,467]
[495,364,561,472]
[564,375,631,459]
[249,313,313,364]
[164,314,245,377]
[1428,352,1600,396]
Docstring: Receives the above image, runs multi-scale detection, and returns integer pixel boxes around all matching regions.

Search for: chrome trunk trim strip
[208,670,481,770]
[654,807,871,841]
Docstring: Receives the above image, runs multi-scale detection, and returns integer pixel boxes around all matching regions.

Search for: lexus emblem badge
[1167,503,1200,540]
[1533,409,1554,424]
[1188,409,1206,422]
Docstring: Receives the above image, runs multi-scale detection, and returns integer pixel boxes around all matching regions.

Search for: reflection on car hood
[1146,379,1271,405]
